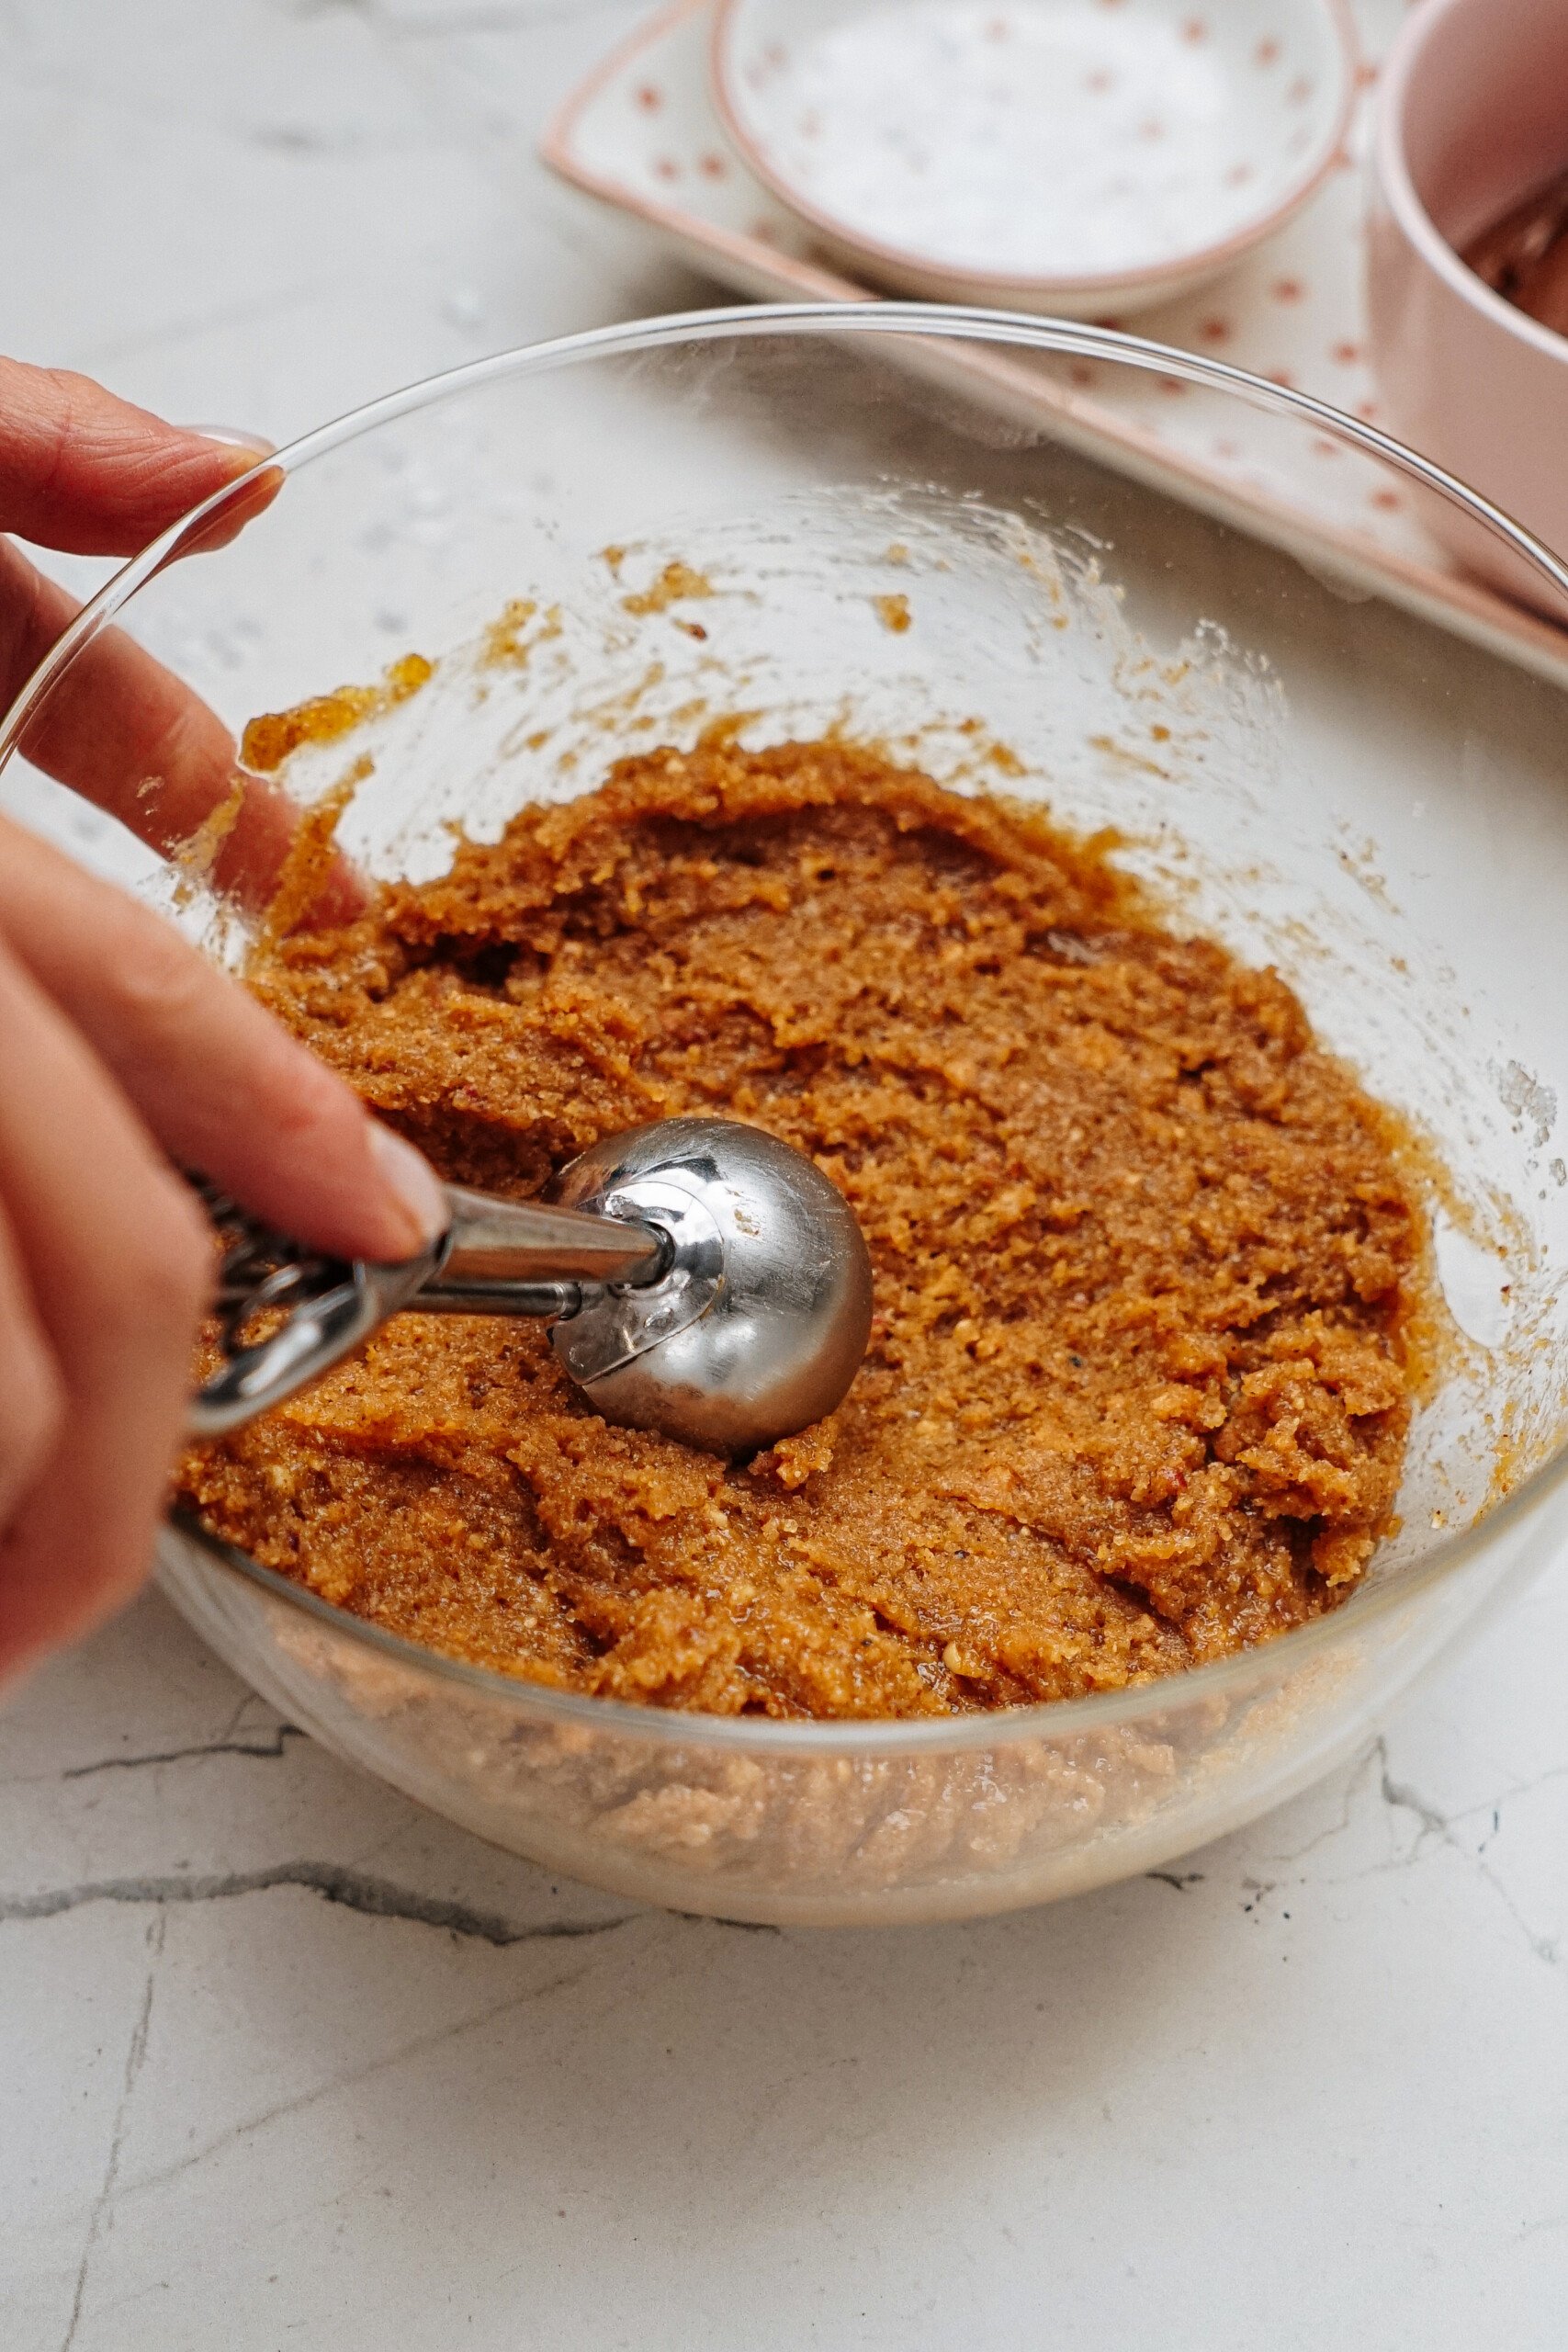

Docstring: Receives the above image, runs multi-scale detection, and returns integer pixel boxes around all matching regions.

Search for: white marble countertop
[1,5,1564,2346]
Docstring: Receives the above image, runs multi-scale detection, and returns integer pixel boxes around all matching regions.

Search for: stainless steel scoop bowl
[190,1116,874,1457]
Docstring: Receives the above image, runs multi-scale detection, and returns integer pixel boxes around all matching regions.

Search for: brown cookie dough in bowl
[180,735,1420,1722]
[14,308,1568,1922]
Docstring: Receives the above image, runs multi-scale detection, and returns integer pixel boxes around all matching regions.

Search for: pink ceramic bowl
[1368,0,1568,611]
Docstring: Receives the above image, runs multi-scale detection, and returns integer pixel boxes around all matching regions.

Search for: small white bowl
[711,0,1356,319]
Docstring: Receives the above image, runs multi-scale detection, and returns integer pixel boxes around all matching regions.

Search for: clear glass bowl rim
[9,299,1568,1758]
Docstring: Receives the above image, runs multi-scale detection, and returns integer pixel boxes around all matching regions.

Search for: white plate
[713,0,1356,315]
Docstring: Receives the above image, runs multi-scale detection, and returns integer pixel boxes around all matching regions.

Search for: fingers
[0,358,360,924]
[0,931,211,1679]
[0,816,446,1264]
[0,538,366,926]
[0,356,272,554]
[0,1197,63,1532]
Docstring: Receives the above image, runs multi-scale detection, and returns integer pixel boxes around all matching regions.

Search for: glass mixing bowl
[5,305,1568,1928]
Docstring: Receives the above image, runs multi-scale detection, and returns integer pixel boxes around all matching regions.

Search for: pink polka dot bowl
[1369,0,1568,618]
[711,0,1357,319]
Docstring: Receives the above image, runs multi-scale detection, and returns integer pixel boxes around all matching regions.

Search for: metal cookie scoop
[190,1117,874,1457]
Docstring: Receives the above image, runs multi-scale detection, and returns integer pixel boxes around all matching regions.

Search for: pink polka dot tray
[544,0,1568,687]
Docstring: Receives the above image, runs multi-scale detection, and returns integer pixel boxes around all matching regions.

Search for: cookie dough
[180,734,1419,1718]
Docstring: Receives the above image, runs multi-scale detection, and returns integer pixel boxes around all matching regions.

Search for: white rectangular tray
[544,0,1568,692]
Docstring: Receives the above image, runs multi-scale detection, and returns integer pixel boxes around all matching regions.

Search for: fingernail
[185,423,278,457]
[367,1124,449,1256]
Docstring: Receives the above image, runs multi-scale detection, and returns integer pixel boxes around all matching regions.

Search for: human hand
[0,356,363,920]
[0,363,445,1686]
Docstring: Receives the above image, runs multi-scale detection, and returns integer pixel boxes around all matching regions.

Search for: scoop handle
[431,1184,664,1289]
[186,1178,663,1438]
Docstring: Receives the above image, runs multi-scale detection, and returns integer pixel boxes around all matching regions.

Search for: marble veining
[0,5,1564,2346]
